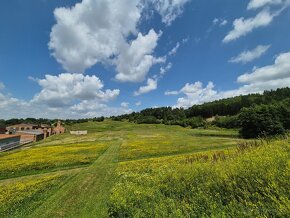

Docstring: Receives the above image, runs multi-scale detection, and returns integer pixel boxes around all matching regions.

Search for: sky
[1,0,290,119]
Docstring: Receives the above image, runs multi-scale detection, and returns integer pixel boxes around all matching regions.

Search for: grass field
[0,120,289,217]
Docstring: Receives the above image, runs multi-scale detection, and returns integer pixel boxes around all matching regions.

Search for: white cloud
[174,82,216,108]
[247,0,284,10]
[0,93,28,111]
[150,0,191,25]
[49,0,189,82]
[172,82,217,108]
[49,0,142,73]
[223,9,276,43]
[170,51,290,108]
[115,29,163,82]
[121,102,129,108]
[212,18,228,26]
[134,78,158,96]
[160,62,172,75]
[0,76,130,119]
[168,42,180,56]
[212,18,219,25]
[165,90,180,95]
[70,100,106,112]
[220,19,228,26]
[135,101,142,106]
[237,51,290,83]
[229,45,271,64]
[32,73,119,108]
[0,82,5,90]
[82,106,133,118]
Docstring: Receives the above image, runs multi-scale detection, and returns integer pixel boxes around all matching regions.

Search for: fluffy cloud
[212,18,228,26]
[49,0,141,73]
[223,9,276,43]
[32,73,119,108]
[0,93,28,111]
[134,78,158,96]
[49,0,189,82]
[247,0,285,10]
[121,102,129,108]
[115,29,162,82]
[237,51,290,83]
[0,75,129,119]
[169,51,290,108]
[150,0,191,25]
[229,45,271,64]
[170,82,217,108]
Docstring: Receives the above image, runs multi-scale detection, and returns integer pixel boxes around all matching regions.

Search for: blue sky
[1,0,290,119]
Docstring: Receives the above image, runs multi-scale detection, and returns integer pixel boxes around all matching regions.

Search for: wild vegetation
[109,140,290,217]
[0,121,289,217]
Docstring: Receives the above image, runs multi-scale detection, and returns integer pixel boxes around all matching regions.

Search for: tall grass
[0,142,107,179]
[0,174,70,217]
[108,140,290,217]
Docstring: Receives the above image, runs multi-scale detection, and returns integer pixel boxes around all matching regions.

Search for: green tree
[238,105,285,138]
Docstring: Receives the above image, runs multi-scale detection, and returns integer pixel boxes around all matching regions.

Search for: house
[0,134,21,151]
[0,126,6,134]
[38,124,53,138]
[7,123,53,139]
[53,121,65,134]
[7,123,38,133]
[15,130,44,143]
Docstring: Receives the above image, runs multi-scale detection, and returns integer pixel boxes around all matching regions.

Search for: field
[0,120,289,217]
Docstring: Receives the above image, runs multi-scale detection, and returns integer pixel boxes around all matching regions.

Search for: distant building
[15,130,44,143]
[7,123,38,133]
[39,124,53,138]
[53,121,65,134]
[0,134,21,151]
[7,123,53,138]
[0,126,6,134]
[70,130,88,135]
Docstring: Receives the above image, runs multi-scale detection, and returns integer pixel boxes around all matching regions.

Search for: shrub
[136,116,161,124]
[213,115,239,129]
[238,104,285,138]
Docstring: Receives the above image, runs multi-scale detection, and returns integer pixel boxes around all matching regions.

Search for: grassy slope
[1,121,288,217]
[108,141,290,217]
[30,139,121,218]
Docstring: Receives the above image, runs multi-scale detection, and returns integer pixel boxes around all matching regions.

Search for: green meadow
[0,121,289,217]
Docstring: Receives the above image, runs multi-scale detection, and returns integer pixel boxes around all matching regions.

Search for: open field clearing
[0,141,108,180]
[0,121,289,217]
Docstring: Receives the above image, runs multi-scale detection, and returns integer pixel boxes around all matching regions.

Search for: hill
[112,87,290,138]
[0,121,289,217]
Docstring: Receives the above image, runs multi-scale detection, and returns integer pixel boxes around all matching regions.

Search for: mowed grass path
[30,139,121,218]
[0,121,243,217]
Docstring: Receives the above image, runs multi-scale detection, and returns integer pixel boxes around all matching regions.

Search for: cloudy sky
[1,0,290,119]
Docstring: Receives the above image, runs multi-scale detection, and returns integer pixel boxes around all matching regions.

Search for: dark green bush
[213,115,239,129]
[136,116,161,124]
[238,104,286,138]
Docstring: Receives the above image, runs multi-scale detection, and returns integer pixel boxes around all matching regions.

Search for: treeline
[0,116,105,127]
[112,87,290,138]
[0,118,55,126]
[187,87,290,118]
